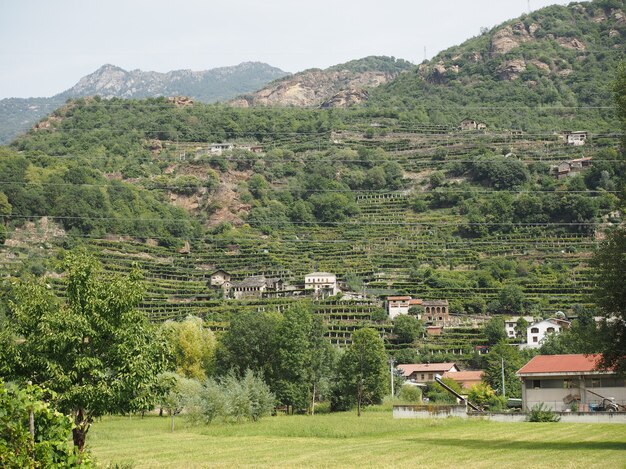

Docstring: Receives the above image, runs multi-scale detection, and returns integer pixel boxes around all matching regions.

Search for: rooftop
[231,275,268,288]
[517,354,609,376]
[397,363,458,376]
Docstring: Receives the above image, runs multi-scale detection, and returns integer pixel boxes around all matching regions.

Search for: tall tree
[215,309,283,384]
[483,341,529,398]
[274,303,313,412]
[162,315,216,380]
[334,328,388,416]
[5,252,167,452]
[274,302,334,413]
[590,228,626,373]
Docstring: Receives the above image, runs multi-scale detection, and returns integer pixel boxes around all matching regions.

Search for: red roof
[409,299,423,305]
[517,354,608,375]
[397,363,458,376]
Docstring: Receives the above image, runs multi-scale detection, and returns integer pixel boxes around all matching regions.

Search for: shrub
[527,403,561,422]
[398,384,422,403]
[0,380,88,467]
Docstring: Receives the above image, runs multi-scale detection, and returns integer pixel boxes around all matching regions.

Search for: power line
[0,180,620,195]
[4,214,604,226]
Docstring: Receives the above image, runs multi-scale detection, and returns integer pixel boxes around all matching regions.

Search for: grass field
[87,408,626,468]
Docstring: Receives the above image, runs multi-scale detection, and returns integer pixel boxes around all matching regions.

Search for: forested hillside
[1,0,625,365]
[367,0,625,132]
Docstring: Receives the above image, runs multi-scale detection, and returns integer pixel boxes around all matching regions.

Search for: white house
[208,143,234,155]
[566,131,587,146]
[387,296,423,319]
[517,354,626,411]
[523,318,571,349]
[387,296,411,319]
[304,272,339,299]
[504,316,535,339]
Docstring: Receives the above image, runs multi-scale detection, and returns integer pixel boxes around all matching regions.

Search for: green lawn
[88,409,626,468]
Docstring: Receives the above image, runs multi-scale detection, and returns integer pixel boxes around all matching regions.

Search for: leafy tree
[515,317,529,341]
[497,284,526,314]
[274,303,316,412]
[221,370,275,422]
[483,341,529,398]
[426,377,463,404]
[162,316,216,380]
[157,372,203,432]
[334,328,389,415]
[483,316,507,345]
[398,384,422,403]
[5,251,168,452]
[0,380,88,468]
[589,227,626,373]
[467,382,506,411]
[216,310,283,384]
[393,314,424,344]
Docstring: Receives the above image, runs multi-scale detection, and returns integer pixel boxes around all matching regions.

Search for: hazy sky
[0,0,573,99]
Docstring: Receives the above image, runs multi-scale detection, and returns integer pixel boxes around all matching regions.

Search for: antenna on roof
[527,0,531,13]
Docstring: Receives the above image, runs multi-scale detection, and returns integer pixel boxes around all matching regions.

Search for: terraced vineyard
[1,105,622,364]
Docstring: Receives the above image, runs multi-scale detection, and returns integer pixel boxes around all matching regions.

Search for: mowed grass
[88,409,626,469]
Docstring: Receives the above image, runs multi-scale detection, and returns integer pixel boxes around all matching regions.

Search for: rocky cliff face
[415,3,625,83]
[231,57,411,108]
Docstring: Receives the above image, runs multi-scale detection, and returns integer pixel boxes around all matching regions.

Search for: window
[420,374,425,380]
[546,327,555,333]
[533,380,541,389]
[531,327,539,333]
[428,373,433,380]
[532,336,538,342]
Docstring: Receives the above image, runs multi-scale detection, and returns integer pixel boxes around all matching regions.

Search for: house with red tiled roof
[398,363,459,384]
[443,370,484,390]
[517,354,626,412]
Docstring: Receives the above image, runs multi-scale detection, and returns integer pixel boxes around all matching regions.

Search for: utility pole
[501,357,506,398]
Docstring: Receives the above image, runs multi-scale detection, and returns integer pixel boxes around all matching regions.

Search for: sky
[0,0,573,99]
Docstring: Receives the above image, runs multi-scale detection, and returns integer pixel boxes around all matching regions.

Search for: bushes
[526,403,561,422]
[0,380,88,468]
[159,370,275,427]
[398,384,422,403]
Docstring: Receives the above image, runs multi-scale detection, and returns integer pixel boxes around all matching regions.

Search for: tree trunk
[170,412,175,433]
[72,408,91,452]
[311,383,316,416]
[29,410,35,439]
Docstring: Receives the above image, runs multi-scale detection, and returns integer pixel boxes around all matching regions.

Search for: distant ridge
[0,62,289,144]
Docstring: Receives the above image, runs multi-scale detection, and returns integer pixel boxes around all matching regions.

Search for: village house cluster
[209,270,341,300]
[386,296,450,325]
[205,142,263,155]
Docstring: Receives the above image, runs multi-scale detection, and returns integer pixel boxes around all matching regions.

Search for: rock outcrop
[231,57,412,108]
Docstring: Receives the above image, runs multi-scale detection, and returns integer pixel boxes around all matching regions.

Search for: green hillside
[367,0,625,132]
[1,0,625,365]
